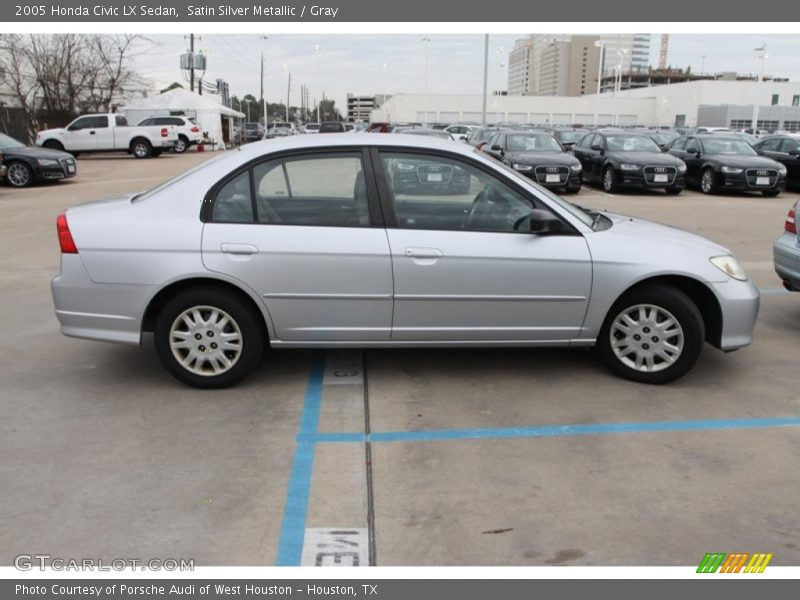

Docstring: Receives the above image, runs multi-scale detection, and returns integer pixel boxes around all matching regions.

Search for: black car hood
[4,145,73,160]
[705,154,782,169]
[507,152,580,166]
[610,151,684,166]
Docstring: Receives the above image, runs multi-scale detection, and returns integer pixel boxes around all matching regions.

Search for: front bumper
[40,157,77,180]
[719,171,786,192]
[711,278,760,351]
[617,171,686,189]
[774,231,800,291]
[518,169,582,190]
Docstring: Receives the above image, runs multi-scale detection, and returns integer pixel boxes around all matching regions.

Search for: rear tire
[131,139,153,159]
[154,288,264,388]
[173,136,189,154]
[598,285,705,384]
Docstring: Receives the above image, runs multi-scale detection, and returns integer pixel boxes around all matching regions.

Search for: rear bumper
[51,254,153,345]
[711,278,760,351]
[774,232,800,291]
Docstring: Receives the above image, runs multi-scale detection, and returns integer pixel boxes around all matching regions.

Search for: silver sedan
[52,134,760,388]
[774,199,800,291]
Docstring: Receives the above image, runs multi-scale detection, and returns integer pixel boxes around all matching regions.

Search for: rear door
[375,148,592,342]
[201,148,393,342]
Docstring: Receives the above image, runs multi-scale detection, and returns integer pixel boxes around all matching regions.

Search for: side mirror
[529,209,568,235]
[459,135,467,141]
[756,149,765,156]
[491,144,503,152]
[660,145,668,152]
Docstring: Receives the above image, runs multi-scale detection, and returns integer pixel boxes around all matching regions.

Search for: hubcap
[8,163,30,186]
[169,306,243,377]
[609,304,684,373]
[134,144,148,157]
[175,139,187,153]
[604,170,613,190]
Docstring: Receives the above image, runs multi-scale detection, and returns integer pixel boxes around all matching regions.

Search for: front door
[376,149,592,342]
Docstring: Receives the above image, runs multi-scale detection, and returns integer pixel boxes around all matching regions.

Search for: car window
[93,116,109,128]
[380,151,537,233]
[701,138,757,156]
[115,115,128,127]
[252,153,369,227]
[685,138,700,154]
[759,138,783,152]
[506,134,562,152]
[605,135,660,152]
[670,137,687,151]
[68,116,95,131]
[212,171,254,223]
[138,118,155,126]
[781,138,800,153]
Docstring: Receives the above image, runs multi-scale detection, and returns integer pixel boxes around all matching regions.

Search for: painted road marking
[323,350,364,385]
[301,528,368,566]
[313,414,800,445]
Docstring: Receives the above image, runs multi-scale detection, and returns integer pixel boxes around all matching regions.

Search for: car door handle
[89,131,96,135]
[221,243,258,255]
[405,247,443,259]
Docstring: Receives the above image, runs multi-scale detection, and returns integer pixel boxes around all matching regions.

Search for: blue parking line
[314,415,800,445]
[274,353,325,566]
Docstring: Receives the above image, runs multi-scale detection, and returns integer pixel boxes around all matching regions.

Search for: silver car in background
[774,199,800,292]
[52,135,759,388]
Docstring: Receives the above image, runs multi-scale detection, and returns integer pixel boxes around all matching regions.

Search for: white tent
[121,88,244,150]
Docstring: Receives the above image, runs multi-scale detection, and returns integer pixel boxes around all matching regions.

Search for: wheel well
[43,139,64,150]
[614,275,723,347]
[141,278,269,341]
[178,133,189,141]
[129,137,151,150]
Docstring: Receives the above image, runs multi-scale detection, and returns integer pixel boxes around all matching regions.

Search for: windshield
[556,130,585,143]
[649,132,679,145]
[606,135,662,152]
[506,134,562,152]
[0,133,25,150]
[702,138,758,155]
[476,129,499,142]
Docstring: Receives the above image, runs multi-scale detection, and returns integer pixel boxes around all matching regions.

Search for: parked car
[36,113,178,158]
[366,122,392,133]
[265,122,296,138]
[666,134,786,196]
[394,128,454,140]
[137,116,202,153]
[753,135,800,188]
[774,199,800,292]
[52,134,759,388]
[645,129,680,150]
[444,124,476,141]
[0,132,76,188]
[465,126,510,150]
[694,127,734,135]
[303,123,321,134]
[318,122,346,133]
[0,152,6,181]
[481,131,582,193]
[543,127,590,151]
[239,122,265,144]
[572,131,687,194]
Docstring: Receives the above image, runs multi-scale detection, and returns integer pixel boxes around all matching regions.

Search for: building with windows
[346,93,390,123]
[537,36,601,96]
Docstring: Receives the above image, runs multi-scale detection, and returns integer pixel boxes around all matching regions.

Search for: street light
[753,45,768,134]
[593,39,605,126]
[421,36,430,123]
[612,48,628,126]
[314,45,321,123]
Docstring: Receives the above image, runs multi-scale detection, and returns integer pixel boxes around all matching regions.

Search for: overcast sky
[132,34,800,110]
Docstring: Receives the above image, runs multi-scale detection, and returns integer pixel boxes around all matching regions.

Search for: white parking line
[301,528,368,566]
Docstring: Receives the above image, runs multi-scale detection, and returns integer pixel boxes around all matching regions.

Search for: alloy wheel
[609,303,684,373]
[169,305,243,376]
[7,162,31,187]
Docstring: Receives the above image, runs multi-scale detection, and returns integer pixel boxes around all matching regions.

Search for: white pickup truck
[35,113,178,158]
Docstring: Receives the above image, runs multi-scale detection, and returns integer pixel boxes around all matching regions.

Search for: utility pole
[260,35,268,128]
[481,34,488,125]
[286,72,291,122]
[189,33,195,92]
[315,96,319,122]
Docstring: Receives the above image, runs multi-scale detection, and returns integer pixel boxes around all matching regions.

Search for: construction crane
[659,34,669,70]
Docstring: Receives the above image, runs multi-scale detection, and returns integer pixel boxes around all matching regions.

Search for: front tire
[598,285,705,384]
[602,166,618,193]
[700,168,717,194]
[154,288,264,388]
[6,161,33,187]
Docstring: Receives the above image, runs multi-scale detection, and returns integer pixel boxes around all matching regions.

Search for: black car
[753,135,800,189]
[0,132,77,188]
[645,129,680,150]
[465,127,510,149]
[572,130,687,194]
[482,131,582,193]
[318,122,346,133]
[543,127,590,151]
[667,134,786,196]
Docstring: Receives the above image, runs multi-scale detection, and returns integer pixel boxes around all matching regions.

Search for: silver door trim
[395,294,588,302]
[263,293,393,300]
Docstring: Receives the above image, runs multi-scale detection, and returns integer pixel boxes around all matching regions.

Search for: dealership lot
[1,152,799,567]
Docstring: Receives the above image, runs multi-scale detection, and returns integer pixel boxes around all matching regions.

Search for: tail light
[161,127,168,137]
[191,126,200,133]
[56,213,78,254]
[785,200,798,235]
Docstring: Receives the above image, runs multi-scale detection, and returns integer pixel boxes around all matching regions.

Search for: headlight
[710,255,748,281]
[721,166,743,174]
[677,164,687,173]
[570,164,582,172]
[777,164,787,175]
[620,163,640,171]
[37,158,60,166]
[396,163,416,171]
[512,163,533,171]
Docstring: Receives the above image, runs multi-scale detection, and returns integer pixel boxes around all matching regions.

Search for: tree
[0,34,149,141]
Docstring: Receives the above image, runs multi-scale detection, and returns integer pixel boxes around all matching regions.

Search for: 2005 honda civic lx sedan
[52,134,760,388]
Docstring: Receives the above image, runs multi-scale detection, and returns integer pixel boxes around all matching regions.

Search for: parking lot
[1,151,799,567]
